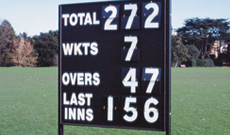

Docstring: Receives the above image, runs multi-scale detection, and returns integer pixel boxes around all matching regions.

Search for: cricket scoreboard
[59,0,171,134]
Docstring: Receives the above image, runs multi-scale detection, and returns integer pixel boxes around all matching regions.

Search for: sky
[0,0,229,36]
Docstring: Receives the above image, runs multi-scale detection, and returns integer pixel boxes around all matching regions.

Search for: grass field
[0,67,229,135]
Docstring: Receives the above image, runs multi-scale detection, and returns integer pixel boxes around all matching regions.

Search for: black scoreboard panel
[59,0,168,131]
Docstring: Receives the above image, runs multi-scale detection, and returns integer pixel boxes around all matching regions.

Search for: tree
[0,20,16,66]
[177,18,230,59]
[11,37,37,67]
[31,30,58,67]
[19,32,29,40]
[171,35,190,67]
[186,45,200,59]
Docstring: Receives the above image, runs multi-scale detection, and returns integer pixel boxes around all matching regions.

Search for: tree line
[172,18,230,67]
[0,20,58,67]
[1,18,230,67]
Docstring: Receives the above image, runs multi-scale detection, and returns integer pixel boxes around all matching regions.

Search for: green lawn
[0,67,229,135]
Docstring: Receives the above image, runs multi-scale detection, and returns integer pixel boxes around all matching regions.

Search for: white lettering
[62,14,69,26]
[77,108,85,121]
[93,72,100,86]
[93,12,100,25]
[63,92,70,105]
[84,12,93,25]
[69,108,76,120]
[69,13,78,26]
[63,93,94,122]
[74,43,83,55]
[62,12,100,26]
[86,108,94,121]
[62,72,100,86]
[77,73,84,86]
[85,93,93,106]
[82,43,90,56]
[70,72,77,85]
[78,93,85,106]
[62,43,73,56]
[85,73,92,86]
[62,42,98,56]
[64,107,94,122]
[78,13,85,25]
[65,107,68,120]
[62,72,70,85]
[70,93,78,105]
[90,42,98,55]
[63,93,93,106]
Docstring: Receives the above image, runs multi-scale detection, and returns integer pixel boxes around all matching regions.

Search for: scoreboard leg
[165,0,171,135]
[59,5,64,135]
[59,124,63,135]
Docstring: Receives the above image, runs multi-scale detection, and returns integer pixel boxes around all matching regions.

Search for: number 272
[102,2,161,30]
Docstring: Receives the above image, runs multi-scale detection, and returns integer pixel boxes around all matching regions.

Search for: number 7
[144,68,160,93]
[124,36,138,61]
[124,4,138,29]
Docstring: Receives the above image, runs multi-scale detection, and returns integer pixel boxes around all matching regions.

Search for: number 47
[122,67,161,94]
